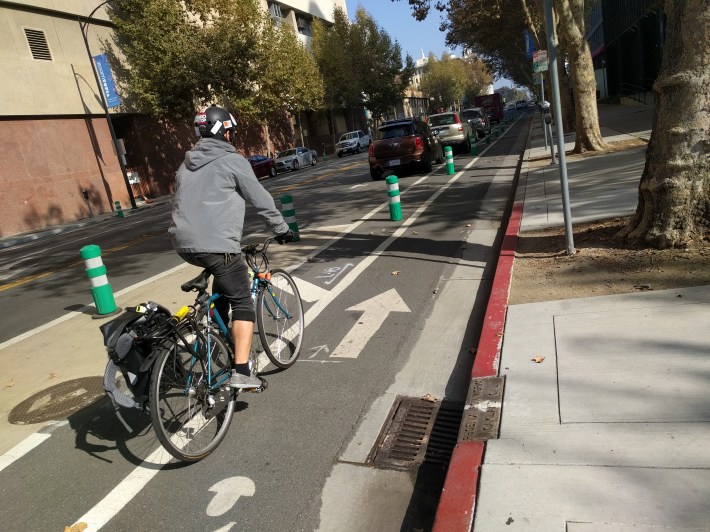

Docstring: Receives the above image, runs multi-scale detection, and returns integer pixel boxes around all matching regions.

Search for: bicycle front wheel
[149,328,235,462]
[257,269,304,369]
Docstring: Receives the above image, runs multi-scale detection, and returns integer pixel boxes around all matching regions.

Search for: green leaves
[110,0,323,122]
[312,6,414,121]
[421,54,492,109]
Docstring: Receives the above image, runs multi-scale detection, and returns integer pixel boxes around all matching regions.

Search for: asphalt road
[0,120,528,531]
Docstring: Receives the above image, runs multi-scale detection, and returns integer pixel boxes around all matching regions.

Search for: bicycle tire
[149,326,235,462]
[256,269,304,369]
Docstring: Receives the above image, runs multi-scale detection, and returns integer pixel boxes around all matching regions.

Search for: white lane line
[0,263,189,352]
[0,432,51,473]
[73,445,173,530]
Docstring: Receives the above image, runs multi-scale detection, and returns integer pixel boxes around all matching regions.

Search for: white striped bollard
[386,175,402,221]
[280,194,301,241]
[79,244,121,317]
[445,146,455,175]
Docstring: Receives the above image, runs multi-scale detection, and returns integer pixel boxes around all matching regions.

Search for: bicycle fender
[139,344,168,373]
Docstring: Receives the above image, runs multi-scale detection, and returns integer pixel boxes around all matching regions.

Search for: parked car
[428,111,473,154]
[275,147,317,173]
[335,130,372,157]
[247,154,277,179]
[368,117,443,181]
[460,107,491,138]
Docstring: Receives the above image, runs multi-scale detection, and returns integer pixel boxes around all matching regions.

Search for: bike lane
[0,121,529,531]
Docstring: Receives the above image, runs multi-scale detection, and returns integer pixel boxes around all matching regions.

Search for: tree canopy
[311,6,415,121]
[110,0,322,122]
[420,54,492,110]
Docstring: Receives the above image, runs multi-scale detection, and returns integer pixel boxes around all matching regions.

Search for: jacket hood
[184,138,235,171]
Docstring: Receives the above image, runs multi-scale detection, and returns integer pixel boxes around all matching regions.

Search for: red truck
[474,93,504,124]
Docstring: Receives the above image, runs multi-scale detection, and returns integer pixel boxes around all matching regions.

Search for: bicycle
[100,237,304,462]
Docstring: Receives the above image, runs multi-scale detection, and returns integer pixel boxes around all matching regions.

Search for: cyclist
[169,105,295,389]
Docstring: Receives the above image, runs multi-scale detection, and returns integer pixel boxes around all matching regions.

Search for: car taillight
[454,114,461,123]
[457,125,464,131]
[368,143,374,156]
[415,137,424,150]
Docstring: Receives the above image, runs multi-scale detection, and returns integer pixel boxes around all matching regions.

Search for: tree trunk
[617,0,710,248]
[555,0,607,152]
[555,30,576,132]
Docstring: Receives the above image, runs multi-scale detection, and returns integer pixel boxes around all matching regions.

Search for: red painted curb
[432,442,485,532]
[432,201,524,531]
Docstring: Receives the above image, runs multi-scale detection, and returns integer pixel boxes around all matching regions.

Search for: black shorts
[178,252,255,323]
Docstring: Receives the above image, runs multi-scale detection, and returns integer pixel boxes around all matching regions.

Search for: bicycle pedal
[248,377,268,393]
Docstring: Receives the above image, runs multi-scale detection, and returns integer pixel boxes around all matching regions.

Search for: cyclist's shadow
[68,396,250,469]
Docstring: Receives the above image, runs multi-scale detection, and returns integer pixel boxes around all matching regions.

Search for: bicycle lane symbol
[206,476,256,531]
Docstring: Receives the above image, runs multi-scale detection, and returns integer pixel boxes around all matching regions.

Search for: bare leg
[232,319,254,365]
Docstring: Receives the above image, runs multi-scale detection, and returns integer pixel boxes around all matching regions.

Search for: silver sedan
[275,147,317,173]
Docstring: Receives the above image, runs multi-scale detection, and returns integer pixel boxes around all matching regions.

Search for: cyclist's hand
[275,229,295,245]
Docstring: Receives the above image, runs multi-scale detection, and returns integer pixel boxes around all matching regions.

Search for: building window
[296,16,311,35]
[268,2,282,19]
[23,28,52,61]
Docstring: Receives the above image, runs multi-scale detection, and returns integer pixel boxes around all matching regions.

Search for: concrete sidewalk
[468,104,710,530]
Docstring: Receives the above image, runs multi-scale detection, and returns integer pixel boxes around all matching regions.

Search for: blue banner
[93,54,120,108]
[524,30,536,59]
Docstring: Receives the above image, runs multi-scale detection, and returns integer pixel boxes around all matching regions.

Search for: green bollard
[114,200,125,219]
[385,175,402,221]
[279,194,301,241]
[80,245,121,317]
[444,146,455,175]
[470,139,479,156]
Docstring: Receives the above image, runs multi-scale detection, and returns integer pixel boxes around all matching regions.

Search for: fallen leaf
[432,289,438,294]
[531,356,545,363]
[466,224,472,227]
[65,523,88,532]
[49,372,56,380]
[391,271,400,275]
[421,393,437,403]
[4,381,15,388]
[412,231,418,235]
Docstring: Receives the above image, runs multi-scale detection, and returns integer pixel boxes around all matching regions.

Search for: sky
[349,0,511,89]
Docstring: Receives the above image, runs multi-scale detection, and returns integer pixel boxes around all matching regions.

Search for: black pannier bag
[99,302,172,424]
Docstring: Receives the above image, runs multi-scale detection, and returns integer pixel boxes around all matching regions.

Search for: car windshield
[461,110,482,121]
[277,149,296,157]
[339,133,357,141]
[429,114,457,126]
[378,124,414,139]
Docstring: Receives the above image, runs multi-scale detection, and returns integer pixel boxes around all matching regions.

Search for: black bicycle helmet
[194,105,236,141]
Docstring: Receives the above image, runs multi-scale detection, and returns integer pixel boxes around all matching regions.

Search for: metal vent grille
[24,28,52,61]
[368,396,463,470]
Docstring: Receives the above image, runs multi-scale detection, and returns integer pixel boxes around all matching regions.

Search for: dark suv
[368,117,443,180]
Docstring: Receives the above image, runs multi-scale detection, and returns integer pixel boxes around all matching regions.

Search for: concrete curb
[432,201,524,532]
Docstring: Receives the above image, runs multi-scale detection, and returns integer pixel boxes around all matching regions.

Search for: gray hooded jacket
[169,138,289,254]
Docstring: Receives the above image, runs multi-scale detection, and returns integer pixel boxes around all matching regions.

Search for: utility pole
[78,1,137,209]
[543,0,575,255]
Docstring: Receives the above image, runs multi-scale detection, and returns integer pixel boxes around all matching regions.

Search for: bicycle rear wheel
[256,269,304,369]
[149,327,235,462]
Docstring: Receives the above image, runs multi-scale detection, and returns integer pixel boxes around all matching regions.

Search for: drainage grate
[459,376,505,441]
[9,377,105,424]
[368,396,464,470]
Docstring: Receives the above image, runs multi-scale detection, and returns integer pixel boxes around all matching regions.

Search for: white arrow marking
[290,276,328,303]
[211,523,236,532]
[308,345,330,358]
[331,289,411,359]
[207,476,256,516]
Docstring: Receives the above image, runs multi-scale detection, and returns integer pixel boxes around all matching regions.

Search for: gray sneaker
[229,370,262,389]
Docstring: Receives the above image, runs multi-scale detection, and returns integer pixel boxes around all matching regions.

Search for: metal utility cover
[368,396,463,471]
[459,376,505,441]
[9,377,104,424]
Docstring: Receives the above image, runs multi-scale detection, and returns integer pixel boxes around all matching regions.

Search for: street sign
[533,72,543,83]
[524,30,535,59]
[533,50,549,72]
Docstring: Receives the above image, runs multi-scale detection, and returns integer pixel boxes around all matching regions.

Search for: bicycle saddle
[181,269,211,292]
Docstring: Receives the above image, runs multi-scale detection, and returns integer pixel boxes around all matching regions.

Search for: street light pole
[78,1,137,209]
